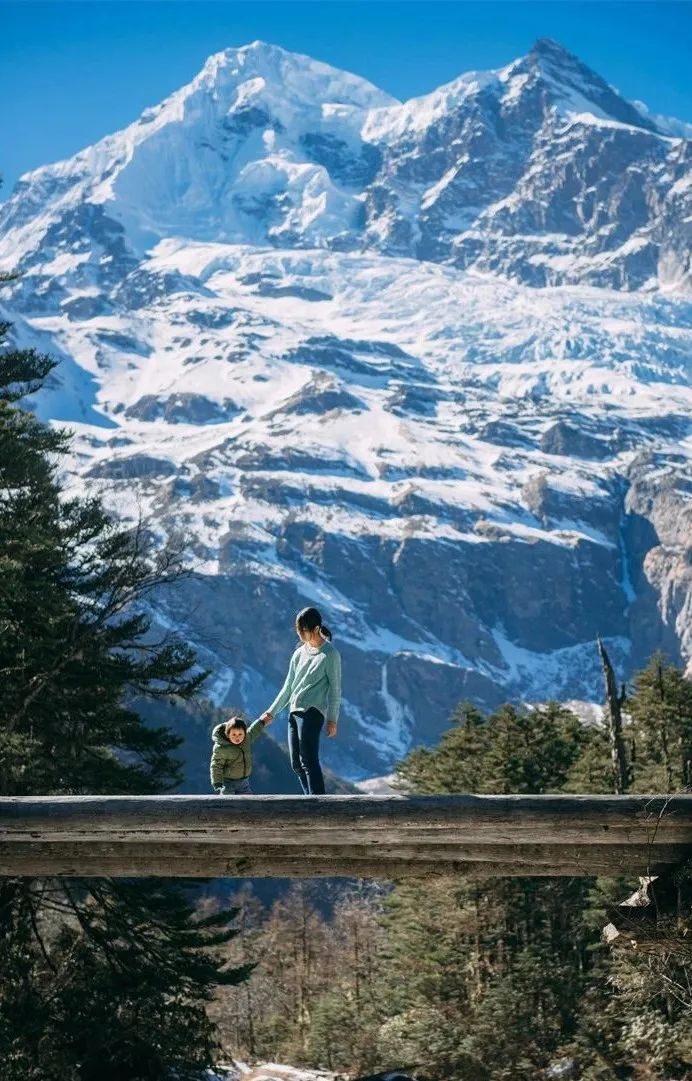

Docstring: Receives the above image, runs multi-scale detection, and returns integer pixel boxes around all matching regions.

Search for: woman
[260,606,342,796]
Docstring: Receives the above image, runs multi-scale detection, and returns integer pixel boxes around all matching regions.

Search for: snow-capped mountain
[1,40,691,778]
[3,38,692,292]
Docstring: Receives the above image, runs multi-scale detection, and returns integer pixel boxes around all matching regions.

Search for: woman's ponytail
[296,606,333,641]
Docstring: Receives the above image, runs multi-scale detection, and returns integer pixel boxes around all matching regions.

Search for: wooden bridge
[1,793,692,879]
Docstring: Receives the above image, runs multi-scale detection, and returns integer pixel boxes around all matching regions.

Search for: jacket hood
[212,722,248,744]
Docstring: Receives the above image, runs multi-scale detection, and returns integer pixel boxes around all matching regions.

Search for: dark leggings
[288,708,325,795]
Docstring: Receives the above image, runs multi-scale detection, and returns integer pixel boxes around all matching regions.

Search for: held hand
[260,711,273,725]
[326,720,337,738]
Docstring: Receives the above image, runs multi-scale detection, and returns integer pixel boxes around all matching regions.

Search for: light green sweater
[268,641,342,722]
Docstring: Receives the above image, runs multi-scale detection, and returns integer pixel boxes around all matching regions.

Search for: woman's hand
[326,720,337,738]
[260,711,273,725]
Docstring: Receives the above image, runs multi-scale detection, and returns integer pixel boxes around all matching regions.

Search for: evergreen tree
[213,882,387,1075]
[628,653,692,791]
[388,685,692,1079]
[207,884,266,1059]
[0,317,249,1078]
[382,701,596,1080]
[305,887,386,1074]
[397,700,585,795]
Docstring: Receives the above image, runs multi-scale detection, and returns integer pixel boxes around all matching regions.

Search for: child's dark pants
[221,778,252,795]
[288,708,325,795]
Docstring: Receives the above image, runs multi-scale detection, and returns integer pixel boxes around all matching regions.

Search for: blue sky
[2,1,691,196]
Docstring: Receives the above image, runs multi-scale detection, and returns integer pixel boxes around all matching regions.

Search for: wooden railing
[2,794,691,878]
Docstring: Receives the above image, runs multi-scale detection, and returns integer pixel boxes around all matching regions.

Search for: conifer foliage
[214,686,692,1079]
[0,318,249,1078]
[628,653,692,792]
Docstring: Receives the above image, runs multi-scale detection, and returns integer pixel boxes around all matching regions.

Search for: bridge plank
[2,794,691,834]
[1,795,691,877]
[1,840,690,878]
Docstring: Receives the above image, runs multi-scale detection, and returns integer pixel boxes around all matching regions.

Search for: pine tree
[597,637,630,793]
[381,700,597,1081]
[254,882,331,1063]
[628,653,692,791]
[397,700,585,795]
[306,886,386,1074]
[214,882,388,1075]
[207,884,265,1059]
[0,316,249,1078]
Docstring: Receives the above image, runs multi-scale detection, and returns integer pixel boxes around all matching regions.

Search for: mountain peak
[193,39,396,111]
[204,39,294,69]
[241,38,281,52]
[517,37,661,134]
[530,37,579,64]
[197,40,303,81]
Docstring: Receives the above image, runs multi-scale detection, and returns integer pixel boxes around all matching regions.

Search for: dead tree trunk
[597,637,630,794]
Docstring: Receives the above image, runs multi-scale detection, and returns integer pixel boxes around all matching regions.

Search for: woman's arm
[265,650,298,718]
[326,650,342,736]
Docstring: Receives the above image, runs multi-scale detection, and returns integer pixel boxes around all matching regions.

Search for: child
[210,715,271,795]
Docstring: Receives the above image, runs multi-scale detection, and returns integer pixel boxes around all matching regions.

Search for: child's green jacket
[210,720,265,788]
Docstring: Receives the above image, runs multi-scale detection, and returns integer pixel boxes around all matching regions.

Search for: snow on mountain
[362,38,690,288]
[2,39,691,291]
[0,41,395,263]
[633,100,692,141]
[1,40,692,779]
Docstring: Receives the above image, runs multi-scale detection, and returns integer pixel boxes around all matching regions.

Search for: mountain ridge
[2,38,690,289]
